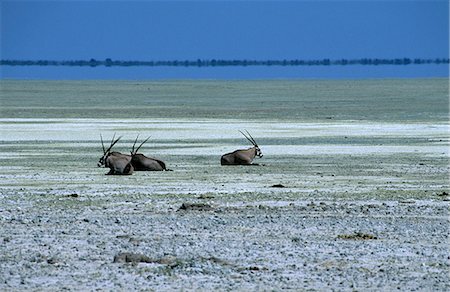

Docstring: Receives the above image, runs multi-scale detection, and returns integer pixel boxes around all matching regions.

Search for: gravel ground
[1,194,448,291]
[1,79,449,290]
[1,119,448,290]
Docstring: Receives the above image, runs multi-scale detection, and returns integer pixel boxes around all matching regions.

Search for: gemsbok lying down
[130,135,170,171]
[220,130,263,165]
[98,134,133,175]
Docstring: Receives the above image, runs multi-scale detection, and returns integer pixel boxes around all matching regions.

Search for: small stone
[177,203,213,211]
[337,232,378,240]
[113,252,153,263]
[198,194,215,199]
[47,257,58,265]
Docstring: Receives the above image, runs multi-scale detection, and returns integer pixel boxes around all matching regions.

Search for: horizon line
[1,58,449,67]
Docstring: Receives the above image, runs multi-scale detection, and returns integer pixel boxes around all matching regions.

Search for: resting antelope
[98,134,133,175]
[220,130,263,165]
[130,135,170,171]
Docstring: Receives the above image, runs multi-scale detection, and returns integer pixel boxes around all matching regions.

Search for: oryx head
[98,134,121,167]
[240,130,263,158]
[130,135,151,156]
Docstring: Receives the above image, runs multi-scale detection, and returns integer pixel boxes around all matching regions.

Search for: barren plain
[0,79,449,291]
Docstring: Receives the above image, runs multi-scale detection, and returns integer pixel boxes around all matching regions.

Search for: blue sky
[1,0,449,79]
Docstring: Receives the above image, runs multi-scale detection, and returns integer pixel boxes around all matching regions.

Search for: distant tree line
[1,58,449,67]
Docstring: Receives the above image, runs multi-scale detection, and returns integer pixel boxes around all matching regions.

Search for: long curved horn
[239,130,256,146]
[239,130,253,144]
[100,134,106,154]
[133,136,151,155]
[104,136,122,154]
[110,133,116,147]
[131,134,140,154]
[245,130,258,146]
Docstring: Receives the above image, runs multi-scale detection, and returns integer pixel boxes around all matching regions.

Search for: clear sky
[1,0,449,79]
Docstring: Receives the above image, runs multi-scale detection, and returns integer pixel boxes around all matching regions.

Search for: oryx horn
[131,134,140,154]
[245,130,258,146]
[104,135,122,154]
[100,134,106,154]
[132,136,151,155]
[239,130,257,146]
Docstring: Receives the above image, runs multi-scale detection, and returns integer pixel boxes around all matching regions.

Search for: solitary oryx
[220,130,263,165]
[98,134,133,175]
[130,135,170,171]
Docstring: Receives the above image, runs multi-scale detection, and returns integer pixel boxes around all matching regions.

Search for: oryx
[98,134,133,175]
[130,135,170,171]
[220,130,263,165]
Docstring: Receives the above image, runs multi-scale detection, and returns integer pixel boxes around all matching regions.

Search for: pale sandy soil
[1,118,449,291]
[0,80,448,290]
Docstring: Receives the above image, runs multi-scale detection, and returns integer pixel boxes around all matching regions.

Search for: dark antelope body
[221,130,263,165]
[130,136,170,171]
[98,134,133,175]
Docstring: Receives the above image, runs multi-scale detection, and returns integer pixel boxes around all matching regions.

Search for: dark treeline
[1,58,449,67]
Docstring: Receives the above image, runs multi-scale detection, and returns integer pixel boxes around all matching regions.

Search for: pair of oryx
[97,134,168,175]
[98,131,263,175]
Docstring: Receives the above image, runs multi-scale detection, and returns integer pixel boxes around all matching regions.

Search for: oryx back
[221,148,256,165]
[130,135,169,171]
[131,154,167,171]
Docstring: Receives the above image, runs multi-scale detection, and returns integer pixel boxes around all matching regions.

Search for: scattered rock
[177,203,213,211]
[47,257,59,265]
[203,256,229,265]
[30,253,47,263]
[238,265,268,272]
[113,253,181,268]
[248,266,261,271]
[197,194,215,199]
[437,191,449,197]
[270,184,286,188]
[307,202,316,208]
[291,237,301,243]
[337,232,378,240]
[156,256,178,266]
[113,252,154,264]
